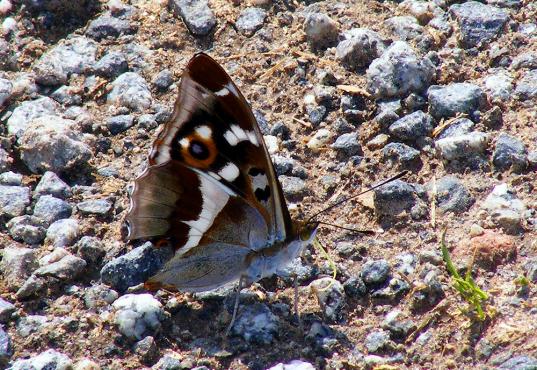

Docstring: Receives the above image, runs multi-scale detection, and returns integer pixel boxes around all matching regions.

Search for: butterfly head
[298,220,319,243]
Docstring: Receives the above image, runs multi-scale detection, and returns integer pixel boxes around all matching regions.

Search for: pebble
[382,142,421,168]
[277,257,318,285]
[411,269,444,311]
[0,78,12,107]
[33,195,72,226]
[492,133,528,172]
[498,355,537,369]
[436,118,475,140]
[8,349,73,370]
[514,69,537,100]
[76,236,106,265]
[73,358,101,370]
[263,135,279,154]
[456,230,515,269]
[382,309,415,339]
[303,13,339,50]
[6,97,59,139]
[367,41,435,98]
[389,110,434,141]
[100,242,173,292]
[152,353,184,370]
[34,171,72,199]
[0,185,31,218]
[46,218,80,247]
[279,175,308,200]
[16,315,48,338]
[374,180,427,219]
[385,16,424,41]
[19,115,93,174]
[0,247,37,291]
[6,215,46,245]
[0,0,12,14]
[343,276,367,298]
[483,70,514,101]
[168,0,216,36]
[153,69,174,91]
[429,175,474,214]
[305,321,337,354]
[309,277,346,322]
[306,105,327,126]
[435,132,489,161]
[107,72,152,111]
[0,298,16,324]
[427,83,486,120]
[86,8,137,40]
[482,183,525,233]
[77,199,113,217]
[84,284,119,309]
[94,51,129,78]
[307,128,331,150]
[331,132,362,158]
[367,134,389,149]
[33,36,98,86]
[336,28,385,70]
[113,293,165,340]
[134,335,158,364]
[365,330,393,353]
[395,252,417,275]
[50,86,82,106]
[236,7,267,36]
[0,148,11,173]
[0,171,22,186]
[449,1,509,48]
[0,325,12,366]
[34,248,86,281]
[107,115,135,135]
[361,259,391,287]
[230,303,278,344]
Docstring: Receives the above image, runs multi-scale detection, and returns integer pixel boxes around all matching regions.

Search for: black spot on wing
[254,186,271,202]
[189,140,209,159]
[249,167,265,176]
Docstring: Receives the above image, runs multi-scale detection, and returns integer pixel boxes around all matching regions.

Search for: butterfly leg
[226,276,244,336]
[293,275,303,332]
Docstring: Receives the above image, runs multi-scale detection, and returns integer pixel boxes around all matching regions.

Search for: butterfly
[124,53,319,329]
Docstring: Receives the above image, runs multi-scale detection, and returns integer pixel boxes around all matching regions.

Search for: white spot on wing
[247,131,259,146]
[251,173,269,194]
[231,125,248,141]
[208,171,221,180]
[214,87,229,97]
[195,125,212,139]
[218,162,240,182]
[224,124,260,147]
[179,138,189,148]
[224,130,239,146]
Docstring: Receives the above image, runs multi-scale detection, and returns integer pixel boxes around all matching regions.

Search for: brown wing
[125,53,293,252]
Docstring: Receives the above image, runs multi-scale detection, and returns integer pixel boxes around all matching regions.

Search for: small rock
[361,260,391,287]
[514,69,537,100]
[113,294,165,340]
[367,41,435,98]
[152,353,184,370]
[374,180,426,219]
[134,336,158,364]
[371,277,410,300]
[498,355,537,370]
[482,183,525,233]
[336,28,385,70]
[16,315,48,338]
[483,70,514,102]
[8,349,72,370]
[395,253,417,275]
[0,185,30,218]
[455,230,515,270]
[6,215,46,245]
[0,298,15,324]
[77,199,113,217]
[411,268,444,311]
[449,1,509,48]
[307,128,331,150]
[493,133,528,173]
[264,135,279,154]
[6,97,59,138]
[34,171,72,199]
[230,303,278,344]
[0,78,12,107]
[331,132,362,158]
[343,276,367,298]
[340,94,368,124]
[46,218,80,247]
[267,360,315,370]
[94,51,129,78]
[306,105,327,126]
[33,195,72,226]
[107,115,135,135]
[0,171,22,186]
[86,8,137,40]
[365,330,393,353]
[0,326,12,366]
[385,16,424,41]
[76,236,106,265]
[236,7,266,36]
[435,132,489,161]
[168,0,216,36]
[34,248,86,281]
[108,72,152,111]
[153,69,174,91]
[84,284,119,309]
[427,83,487,120]
[310,278,345,322]
[101,242,173,292]
[304,13,338,50]
[511,52,537,70]
[436,118,475,140]
[73,358,101,370]
[0,148,11,173]
[389,110,434,141]
[367,134,389,149]
[279,176,308,200]
[382,142,421,169]
[305,321,337,354]
[382,310,416,339]
[50,86,82,106]
[428,175,474,214]
[0,247,37,291]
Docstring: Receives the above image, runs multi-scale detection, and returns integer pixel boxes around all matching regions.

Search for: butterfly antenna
[306,170,409,225]
[316,221,375,235]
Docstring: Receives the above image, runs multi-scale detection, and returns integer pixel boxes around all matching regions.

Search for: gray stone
[511,52,537,70]
[374,180,425,218]
[84,284,119,309]
[34,171,72,199]
[524,258,537,283]
[113,293,165,340]
[343,276,367,298]
[77,199,113,216]
[365,330,393,353]
[336,28,385,70]
[0,78,12,107]
[331,132,362,158]
[371,277,411,300]
[382,142,421,168]
[483,70,513,102]
[153,69,174,91]
[33,36,98,86]
[94,51,129,78]
[0,172,22,186]
[236,7,267,36]
[279,176,308,200]
[35,249,86,281]
[20,115,93,174]
[168,0,216,36]
[6,215,46,245]
[305,321,337,353]
[108,72,152,111]
[389,110,434,140]
[137,114,158,131]
[0,299,16,324]
[395,252,417,275]
[50,86,82,106]
[0,185,30,218]
[107,115,134,135]
[528,150,537,168]
[493,133,528,172]
[435,132,489,161]
[361,259,391,287]
[46,218,80,247]
[0,325,12,366]
[482,183,525,233]
[152,353,185,370]
[101,242,173,292]
[429,175,474,214]
[267,360,315,370]
[310,278,345,322]
[8,349,72,370]
[427,83,486,120]
[6,97,59,139]
[449,1,509,48]
[306,105,327,126]
[436,118,475,139]
[76,236,106,265]
[411,269,445,311]
[514,69,537,100]
[230,303,278,344]
[385,16,424,41]
[86,9,137,40]
[33,195,72,226]
[134,335,158,364]
[0,248,37,291]
[498,355,537,369]
[382,310,415,339]
[304,13,338,50]
[0,149,11,173]
[277,257,318,285]
[367,41,435,98]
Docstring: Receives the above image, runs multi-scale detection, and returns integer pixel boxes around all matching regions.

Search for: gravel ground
[1,0,537,369]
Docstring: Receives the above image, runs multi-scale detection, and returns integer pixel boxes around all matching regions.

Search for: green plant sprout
[440,230,489,321]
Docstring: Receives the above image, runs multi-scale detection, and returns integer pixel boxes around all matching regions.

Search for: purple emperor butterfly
[125,53,318,302]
